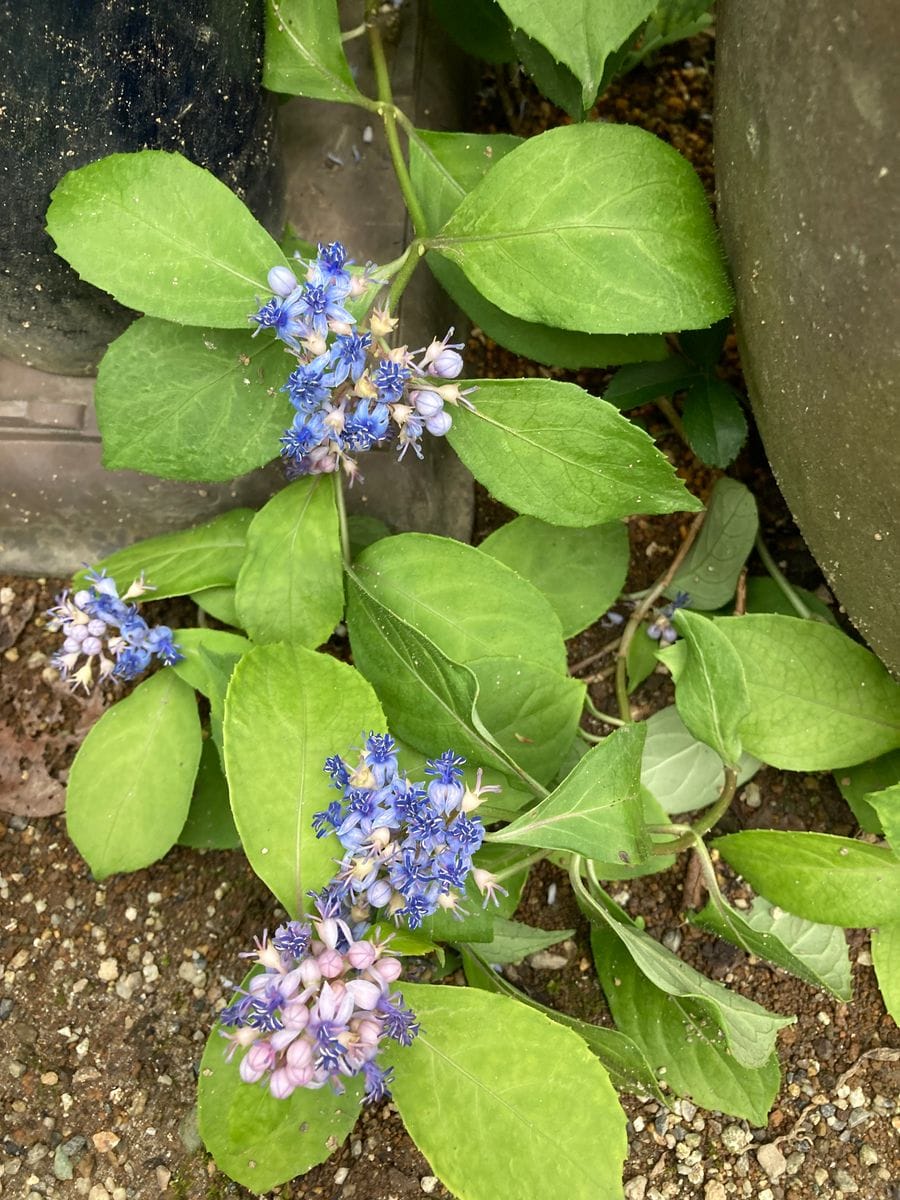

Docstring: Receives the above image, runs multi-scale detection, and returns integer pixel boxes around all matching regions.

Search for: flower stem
[334,473,351,569]
[754,533,814,620]
[649,765,738,856]
[583,693,625,727]
[387,240,426,312]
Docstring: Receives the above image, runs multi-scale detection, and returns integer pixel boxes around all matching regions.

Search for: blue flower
[344,400,390,451]
[279,411,327,462]
[647,591,691,645]
[295,283,354,338]
[326,331,372,386]
[250,290,308,350]
[373,359,411,403]
[310,241,353,297]
[281,355,331,413]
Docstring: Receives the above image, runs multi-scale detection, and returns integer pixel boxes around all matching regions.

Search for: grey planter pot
[715,1,900,672]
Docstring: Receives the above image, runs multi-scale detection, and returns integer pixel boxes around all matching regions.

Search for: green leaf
[475,917,574,964]
[592,787,676,880]
[678,317,730,368]
[715,614,900,769]
[714,831,900,927]
[391,983,627,1200]
[347,514,390,559]
[431,0,517,62]
[235,477,343,647]
[511,28,587,120]
[480,517,629,638]
[495,0,656,109]
[170,628,250,696]
[191,586,240,627]
[641,705,760,816]
[460,946,666,1101]
[673,609,750,766]
[66,671,202,878]
[178,739,241,850]
[417,874,497,945]
[263,0,363,105]
[667,478,758,610]
[489,724,649,862]
[583,888,793,1068]
[604,357,700,412]
[591,924,781,1123]
[407,128,665,368]
[871,924,900,1024]
[626,629,659,692]
[682,378,748,467]
[75,508,254,598]
[95,319,290,482]
[355,533,566,673]
[834,750,900,834]
[433,123,732,334]
[863,783,900,852]
[224,644,385,915]
[449,378,701,527]
[740,576,838,625]
[691,896,853,1001]
[198,987,361,1191]
[47,151,283,326]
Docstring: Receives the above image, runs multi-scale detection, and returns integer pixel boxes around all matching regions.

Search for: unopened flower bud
[411,389,444,419]
[424,410,452,437]
[369,307,399,337]
[371,956,402,984]
[368,879,393,909]
[346,940,377,971]
[269,1067,295,1099]
[431,348,464,378]
[268,265,299,297]
[317,947,345,978]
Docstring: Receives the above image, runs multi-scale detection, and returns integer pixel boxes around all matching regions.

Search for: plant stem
[583,694,625,727]
[334,474,351,568]
[366,11,428,238]
[613,508,707,721]
[577,727,605,744]
[649,765,738,856]
[754,532,813,619]
[386,240,425,312]
[569,636,621,675]
[493,851,547,884]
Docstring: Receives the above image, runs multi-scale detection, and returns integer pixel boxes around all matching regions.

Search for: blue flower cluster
[312,734,505,929]
[47,570,182,692]
[250,242,471,480]
[647,590,691,645]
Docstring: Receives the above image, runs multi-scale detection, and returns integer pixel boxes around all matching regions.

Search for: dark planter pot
[715,2,900,672]
[0,0,283,376]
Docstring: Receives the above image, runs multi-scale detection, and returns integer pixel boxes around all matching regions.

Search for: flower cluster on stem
[646,591,691,645]
[250,242,472,481]
[46,570,182,692]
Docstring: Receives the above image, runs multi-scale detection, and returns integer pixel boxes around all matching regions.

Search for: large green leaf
[494,0,655,108]
[489,724,649,862]
[667,478,758,610]
[673,610,750,766]
[691,896,853,1001]
[191,586,240,627]
[640,705,759,815]
[355,533,566,672]
[408,128,664,367]
[737,577,838,625]
[716,615,900,769]
[95,318,290,480]
[392,984,627,1200]
[178,739,241,850]
[834,750,900,834]
[66,671,202,878]
[224,644,385,915]
[592,925,781,1123]
[235,477,343,647]
[431,0,516,62]
[47,151,283,326]
[198,985,361,1191]
[480,516,630,638]
[460,946,666,1101]
[75,508,253,598]
[264,0,364,105]
[449,378,701,527]
[871,924,900,1024]
[715,831,900,927]
[432,124,732,334]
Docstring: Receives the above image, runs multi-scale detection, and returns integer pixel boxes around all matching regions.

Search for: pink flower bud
[371,956,402,984]
[346,940,377,971]
[286,1037,313,1070]
[240,1039,275,1083]
[282,999,311,1031]
[317,947,345,979]
[269,1067,296,1099]
[299,956,322,988]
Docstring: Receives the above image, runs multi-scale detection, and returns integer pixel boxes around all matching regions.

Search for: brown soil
[1,27,898,1200]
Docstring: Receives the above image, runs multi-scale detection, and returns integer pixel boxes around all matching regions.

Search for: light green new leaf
[235,477,343,647]
[433,124,732,334]
[449,378,701,527]
[264,0,364,105]
[871,924,900,1024]
[480,516,630,638]
[198,981,361,1191]
[864,783,900,852]
[673,610,750,766]
[495,0,656,108]
[191,586,240,627]
[667,478,758,609]
[95,319,290,480]
[715,615,900,769]
[66,671,202,878]
[408,127,664,367]
[489,724,649,863]
[178,739,241,850]
[691,896,853,1001]
[583,889,793,1068]
[224,644,385,915]
[75,508,253,598]
[641,705,760,816]
[392,984,627,1200]
[715,831,900,928]
[475,917,575,964]
[592,925,781,1123]
[834,750,900,834]
[461,945,666,1101]
[169,628,250,696]
[47,152,283,326]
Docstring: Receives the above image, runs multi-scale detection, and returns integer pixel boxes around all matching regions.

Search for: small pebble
[742,782,762,808]
[704,1183,726,1200]
[859,1145,878,1167]
[661,929,682,953]
[40,1071,59,1085]
[334,1166,349,1185]
[528,951,568,970]
[624,1176,647,1200]
[97,958,119,982]
[420,1176,439,1194]
[721,1124,750,1153]
[52,1145,74,1181]
[833,1168,858,1193]
[92,1130,120,1152]
[756,1143,786,1180]
[546,882,557,905]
